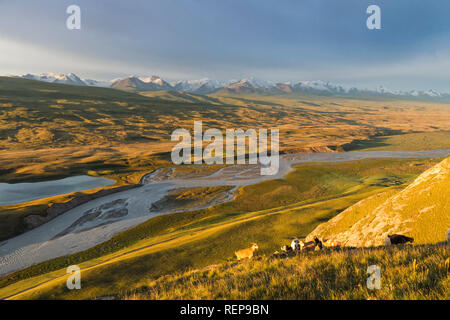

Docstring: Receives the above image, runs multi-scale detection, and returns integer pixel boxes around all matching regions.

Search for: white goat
[291,238,300,251]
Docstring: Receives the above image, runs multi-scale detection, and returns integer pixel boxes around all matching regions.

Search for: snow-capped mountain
[422,89,441,98]
[292,80,347,94]
[217,78,275,94]
[9,72,450,101]
[375,85,402,96]
[83,79,112,87]
[233,77,274,88]
[138,75,172,90]
[110,76,149,91]
[111,75,173,91]
[21,72,86,86]
[171,78,227,94]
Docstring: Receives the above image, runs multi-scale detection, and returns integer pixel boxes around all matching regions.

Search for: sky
[1,0,450,91]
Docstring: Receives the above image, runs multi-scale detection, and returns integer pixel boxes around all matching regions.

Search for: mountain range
[10,73,450,101]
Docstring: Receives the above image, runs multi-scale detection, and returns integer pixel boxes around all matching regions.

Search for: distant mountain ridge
[10,73,450,101]
[110,76,173,91]
[21,72,86,86]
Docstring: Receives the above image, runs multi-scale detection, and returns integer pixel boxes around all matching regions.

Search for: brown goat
[235,243,259,260]
[299,240,316,251]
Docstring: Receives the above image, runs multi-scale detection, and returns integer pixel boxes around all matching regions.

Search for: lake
[0,175,115,206]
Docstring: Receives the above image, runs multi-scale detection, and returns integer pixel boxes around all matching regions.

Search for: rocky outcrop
[307,157,450,246]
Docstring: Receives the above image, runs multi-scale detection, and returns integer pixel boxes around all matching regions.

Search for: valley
[1,149,449,277]
[0,77,449,300]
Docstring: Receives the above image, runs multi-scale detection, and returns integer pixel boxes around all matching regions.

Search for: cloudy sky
[1,0,450,91]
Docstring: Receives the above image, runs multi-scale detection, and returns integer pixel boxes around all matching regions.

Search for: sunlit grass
[123,244,449,300]
[0,158,440,299]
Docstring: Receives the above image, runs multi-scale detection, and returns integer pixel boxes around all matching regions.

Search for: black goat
[385,234,414,245]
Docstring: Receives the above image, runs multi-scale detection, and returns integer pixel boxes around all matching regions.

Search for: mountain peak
[10,73,450,101]
[21,72,86,86]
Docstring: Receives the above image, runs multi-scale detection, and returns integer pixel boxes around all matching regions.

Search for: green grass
[345,131,450,151]
[150,186,234,212]
[0,190,385,299]
[0,158,439,298]
[124,244,450,300]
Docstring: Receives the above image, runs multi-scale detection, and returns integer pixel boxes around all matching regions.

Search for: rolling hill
[5,75,450,159]
[307,157,450,246]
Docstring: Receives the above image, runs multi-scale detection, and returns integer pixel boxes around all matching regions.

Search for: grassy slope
[0,190,390,299]
[308,157,450,246]
[0,158,440,299]
[124,244,449,300]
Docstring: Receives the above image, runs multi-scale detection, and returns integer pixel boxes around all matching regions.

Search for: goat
[314,237,323,250]
[385,234,414,246]
[385,237,391,246]
[299,240,316,252]
[271,250,288,259]
[290,238,300,251]
[235,243,258,260]
[281,245,293,252]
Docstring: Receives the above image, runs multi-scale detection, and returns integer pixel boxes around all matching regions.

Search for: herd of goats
[234,230,450,260]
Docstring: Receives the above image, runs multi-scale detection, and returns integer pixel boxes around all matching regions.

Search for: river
[0,175,115,206]
[0,149,449,276]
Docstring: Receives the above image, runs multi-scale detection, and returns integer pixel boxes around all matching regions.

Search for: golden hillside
[308,157,450,246]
